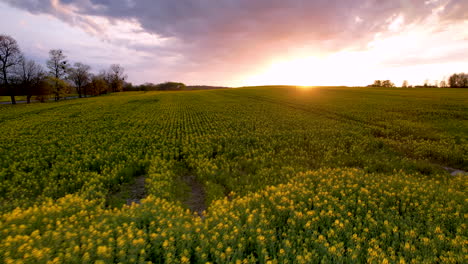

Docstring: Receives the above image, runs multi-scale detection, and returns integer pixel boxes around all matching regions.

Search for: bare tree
[15,56,46,103]
[402,80,409,88]
[107,64,127,92]
[46,49,68,100]
[68,62,91,98]
[439,80,447,88]
[47,49,68,79]
[424,79,429,87]
[0,35,22,104]
[439,76,448,88]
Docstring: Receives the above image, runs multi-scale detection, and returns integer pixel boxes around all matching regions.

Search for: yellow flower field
[0,86,466,263]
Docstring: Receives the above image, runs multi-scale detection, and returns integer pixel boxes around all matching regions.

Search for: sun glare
[244,57,321,86]
[242,17,468,88]
[243,52,373,87]
[296,85,315,89]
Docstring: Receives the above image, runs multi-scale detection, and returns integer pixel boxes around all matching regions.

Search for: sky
[0,0,467,87]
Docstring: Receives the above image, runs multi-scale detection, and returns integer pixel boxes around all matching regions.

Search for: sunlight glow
[241,5,468,88]
[243,52,375,87]
[296,85,316,90]
[242,16,468,88]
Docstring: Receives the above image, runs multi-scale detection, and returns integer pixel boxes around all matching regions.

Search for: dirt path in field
[182,175,207,217]
[126,175,147,205]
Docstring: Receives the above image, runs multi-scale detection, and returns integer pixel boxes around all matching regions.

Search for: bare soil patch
[182,175,207,216]
[126,175,147,205]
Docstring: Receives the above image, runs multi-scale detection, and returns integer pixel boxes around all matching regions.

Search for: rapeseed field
[0,86,466,263]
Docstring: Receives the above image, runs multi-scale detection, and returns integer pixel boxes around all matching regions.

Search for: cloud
[1,1,447,53]
[440,0,468,21]
[2,0,468,85]
[383,49,468,67]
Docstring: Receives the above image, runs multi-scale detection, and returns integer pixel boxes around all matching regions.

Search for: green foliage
[156,82,186,90]
[448,73,468,88]
[85,76,109,96]
[46,76,70,100]
[370,80,395,88]
[0,86,466,263]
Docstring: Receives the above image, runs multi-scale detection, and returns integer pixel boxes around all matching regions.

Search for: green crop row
[0,86,466,262]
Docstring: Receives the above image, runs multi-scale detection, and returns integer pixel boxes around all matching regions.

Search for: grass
[0,94,81,103]
[0,96,28,102]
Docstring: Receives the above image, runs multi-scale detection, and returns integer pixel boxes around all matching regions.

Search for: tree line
[369,74,468,89]
[0,34,127,104]
[126,82,187,91]
[124,83,230,92]
[447,73,468,88]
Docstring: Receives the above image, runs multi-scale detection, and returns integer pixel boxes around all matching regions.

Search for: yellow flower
[226,247,232,255]
[163,240,169,248]
[181,256,190,263]
[404,242,410,250]
[97,245,110,258]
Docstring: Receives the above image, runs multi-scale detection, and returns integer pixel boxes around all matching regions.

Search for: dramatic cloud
[1,0,468,85]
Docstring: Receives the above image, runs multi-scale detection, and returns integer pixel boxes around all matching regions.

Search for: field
[0,86,466,263]
[0,96,29,103]
[0,95,81,104]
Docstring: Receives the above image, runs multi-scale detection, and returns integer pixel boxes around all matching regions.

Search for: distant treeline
[124,82,229,91]
[0,35,128,104]
[369,73,468,88]
[0,34,230,104]
[124,82,186,91]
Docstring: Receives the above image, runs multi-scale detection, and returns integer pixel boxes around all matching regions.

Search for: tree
[107,64,127,92]
[372,80,382,87]
[402,80,409,88]
[46,49,69,101]
[15,56,46,103]
[47,77,70,101]
[448,74,458,87]
[156,82,187,90]
[123,81,133,91]
[47,49,68,79]
[382,80,395,88]
[0,35,22,104]
[68,62,91,98]
[424,79,429,87]
[448,73,468,88]
[34,79,53,103]
[84,75,109,96]
[461,74,468,88]
[439,80,447,88]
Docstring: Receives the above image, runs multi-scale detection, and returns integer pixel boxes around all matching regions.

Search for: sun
[242,51,377,87]
[244,56,322,86]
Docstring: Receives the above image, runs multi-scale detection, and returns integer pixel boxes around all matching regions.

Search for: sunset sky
[0,0,467,87]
